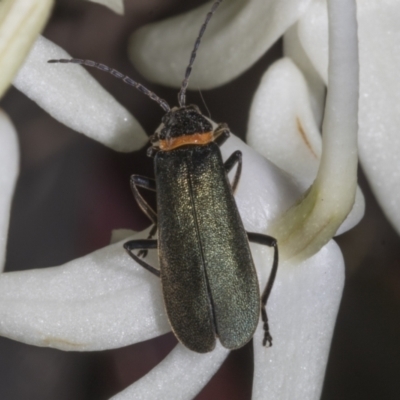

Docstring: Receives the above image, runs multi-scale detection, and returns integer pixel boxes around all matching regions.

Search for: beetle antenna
[48,58,171,112]
[178,0,223,107]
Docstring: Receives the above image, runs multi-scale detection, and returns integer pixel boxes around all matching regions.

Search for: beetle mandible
[49,0,278,353]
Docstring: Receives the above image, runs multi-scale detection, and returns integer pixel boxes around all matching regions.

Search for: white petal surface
[111,343,229,400]
[0,110,19,272]
[128,0,312,89]
[0,0,53,98]
[247,58,322,190]
[86,0,124,15]
[221,135,301,233]
[297,0,329,83]
[247,58,364,234]
[283,23,326,126]
[300,0,400,236]
[0,231,170,351]
[13,35,147,152]
[252,240,344,400]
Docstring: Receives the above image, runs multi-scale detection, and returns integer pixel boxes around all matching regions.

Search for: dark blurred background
[1,0,399,399]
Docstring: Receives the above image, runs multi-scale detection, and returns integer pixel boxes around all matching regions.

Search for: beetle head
[149,105,214,153]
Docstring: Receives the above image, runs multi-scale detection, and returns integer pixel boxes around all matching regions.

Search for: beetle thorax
[151,105,214,151]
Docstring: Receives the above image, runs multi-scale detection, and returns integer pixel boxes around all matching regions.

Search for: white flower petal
[0,231,170,351]
[86,0,124,15]
[13,35,147,152]
[283,23,326,126]
[128,0,312,89]
[297,0,329,83]
[0,110,19,272]
[247,58,322,189]
[247,58,364,235]
[267,0,359,261]
[283,24,365,236]
[252,240,344,400]
[0,0,53,98]
[221,135,301,233]
[300,0,400,236]
[356,2,400,233]
[111,343,229,400]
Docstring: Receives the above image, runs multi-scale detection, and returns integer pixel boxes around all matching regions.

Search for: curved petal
[0,0,53,98]
[300,0,400,236]
[247,58,363,236]
[13,35,148,152]
[86,0,124,15]
[111,343,229,400]
[128,0,312,89]
[0,230,170,351]
[268,0,359,261]
[0,110,19,272]
[282,25,364,236]
[283,23,326,126]
[297,0,329,83]
[252,240,344,400]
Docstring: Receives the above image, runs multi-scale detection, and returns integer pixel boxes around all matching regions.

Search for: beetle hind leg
[124,239,160,278]
[247,232,279,347]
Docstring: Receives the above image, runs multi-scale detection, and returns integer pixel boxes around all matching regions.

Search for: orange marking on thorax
[160,132,213,151]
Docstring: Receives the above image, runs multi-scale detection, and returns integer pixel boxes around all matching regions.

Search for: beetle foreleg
[130,175,158,258]
[247,232,279,347]
[124,239,160,278]
[213,123,230,147]
[224,151,242,193]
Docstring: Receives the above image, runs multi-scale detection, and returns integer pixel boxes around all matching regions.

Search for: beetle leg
[130,175,157,224]
[224,151,242,193]
[214,123,230,146]
[247,232,279,347]
[130,175,158,257]
[124,239,160,278]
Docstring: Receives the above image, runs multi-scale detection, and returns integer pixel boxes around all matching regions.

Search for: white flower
[0,0,363,398]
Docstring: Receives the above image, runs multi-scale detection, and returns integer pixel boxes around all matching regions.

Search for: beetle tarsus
[137,249,148,258]
[247,232,279,348]
[138,224,158,258]
[263,330,273,347]
[124,239,160,277]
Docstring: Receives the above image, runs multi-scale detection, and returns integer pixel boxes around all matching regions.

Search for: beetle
[49,0,278,353]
